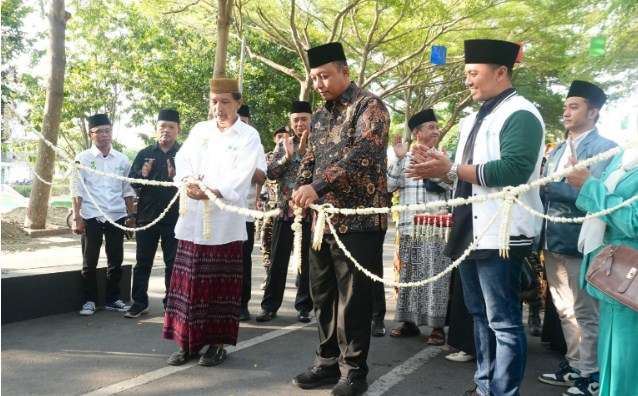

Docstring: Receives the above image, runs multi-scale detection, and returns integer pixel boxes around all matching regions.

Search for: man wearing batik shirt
[256,102,314,324]
[259,127,288,290]
[291,42,390,396]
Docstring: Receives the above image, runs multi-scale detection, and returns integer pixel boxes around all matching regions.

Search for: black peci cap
[566,80,607,109]
[273,126,289,136]
[307,42,347,68]
[464,39,521,70]
[87,114,111,129]
[157,109,180,124]
[290,101,312,114]
[408,109,438,131]
[238,105,250,118]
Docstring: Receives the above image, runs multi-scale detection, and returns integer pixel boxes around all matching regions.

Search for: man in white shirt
[162,78,262,368]
[236,104,267,322]
[72,113,136,316]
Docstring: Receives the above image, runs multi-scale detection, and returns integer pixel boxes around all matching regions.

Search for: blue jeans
[459,253,527,396]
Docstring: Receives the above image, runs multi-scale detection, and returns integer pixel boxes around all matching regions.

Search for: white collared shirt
[174,117,262,245]
[557,129,593,171]
[75,145,135,221]
[246,145,267,222]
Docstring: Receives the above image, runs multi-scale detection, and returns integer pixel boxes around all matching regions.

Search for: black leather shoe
[371,320,386,337]
[292,366,341,389]
[297,311,311,323]
[239,307,250,321]
[198,345,227,366]
[330,377,368,396]
[256,310,276,322]
[166,348,197,366]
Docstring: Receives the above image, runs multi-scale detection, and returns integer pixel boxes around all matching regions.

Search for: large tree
[25,0,68,229]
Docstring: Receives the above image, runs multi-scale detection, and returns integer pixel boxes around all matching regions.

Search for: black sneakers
[292,366,341,389]
[124,303,149,318]
[371,320,386,337]
[330,377,368,396]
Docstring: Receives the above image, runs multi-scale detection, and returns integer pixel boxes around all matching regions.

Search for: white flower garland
[76,171,182,232]
[178,177,282,242]
[317,204,503,288]
[69,167,79,197]
[202,200,211,240]
[514,195,638,223]
[499,188,516,258]
[32,168,72,186]
[179,185,188,218]
[291,207,303,274]
[28,130,638,288]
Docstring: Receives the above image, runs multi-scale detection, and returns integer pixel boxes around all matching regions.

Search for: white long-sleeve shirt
[174,118,262,245]
[75,145,135,222]
[246,145,267,223]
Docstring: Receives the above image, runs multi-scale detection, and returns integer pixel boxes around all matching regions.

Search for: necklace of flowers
[290,203,503,288]
[76,168,181,232]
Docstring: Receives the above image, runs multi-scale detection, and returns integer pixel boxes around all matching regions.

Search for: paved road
[1,229,565,396]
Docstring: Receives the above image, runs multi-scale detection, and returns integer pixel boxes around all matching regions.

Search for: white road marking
[366,345,445,396]
[81,319,316,396]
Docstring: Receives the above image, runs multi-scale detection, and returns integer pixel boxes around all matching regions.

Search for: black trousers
[372,273,386,322]
[311,231,385,381]
[446,268,475,354]
[81,217,125,303]
[132,222,177,308]
[261,219,312,313]
[241,222,255,308]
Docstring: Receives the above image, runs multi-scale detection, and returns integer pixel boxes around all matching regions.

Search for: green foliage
[11,0,638,162]
[235,38,304,151]
[23,0,217,158]
[1,0,34,140]
[1,0,32,74]
[51,184,70,197]
[11,183,69,198]
[11,184,32,197]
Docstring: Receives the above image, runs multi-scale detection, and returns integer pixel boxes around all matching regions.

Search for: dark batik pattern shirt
[297,82,390,233]
[263,151,279,211]
[267,137,310,221]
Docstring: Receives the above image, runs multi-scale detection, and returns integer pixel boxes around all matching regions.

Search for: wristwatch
[447,163,459,182]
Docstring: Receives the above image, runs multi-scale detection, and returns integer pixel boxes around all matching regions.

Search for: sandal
[426,328,446,345]
[390,322,421,338]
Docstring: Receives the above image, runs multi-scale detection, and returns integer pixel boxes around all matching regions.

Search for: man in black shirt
[125,109,181,318]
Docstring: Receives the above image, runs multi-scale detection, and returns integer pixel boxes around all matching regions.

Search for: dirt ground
[1,207,70,247]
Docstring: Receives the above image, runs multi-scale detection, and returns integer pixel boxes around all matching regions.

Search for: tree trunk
[213,0,233,79]
[299,77,312,101]
[24,0,67,229]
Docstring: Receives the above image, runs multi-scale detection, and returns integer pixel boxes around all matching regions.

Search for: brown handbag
[585,244,638,312]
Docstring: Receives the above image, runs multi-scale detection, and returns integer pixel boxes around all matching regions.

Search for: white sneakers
[79,301,96,316]
[445,351,475,362]
[79,300,131,315]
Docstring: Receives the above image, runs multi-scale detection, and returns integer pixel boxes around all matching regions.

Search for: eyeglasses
[91,128,112,135]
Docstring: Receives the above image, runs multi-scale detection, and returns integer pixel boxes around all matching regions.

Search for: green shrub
[11,184,32,197]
